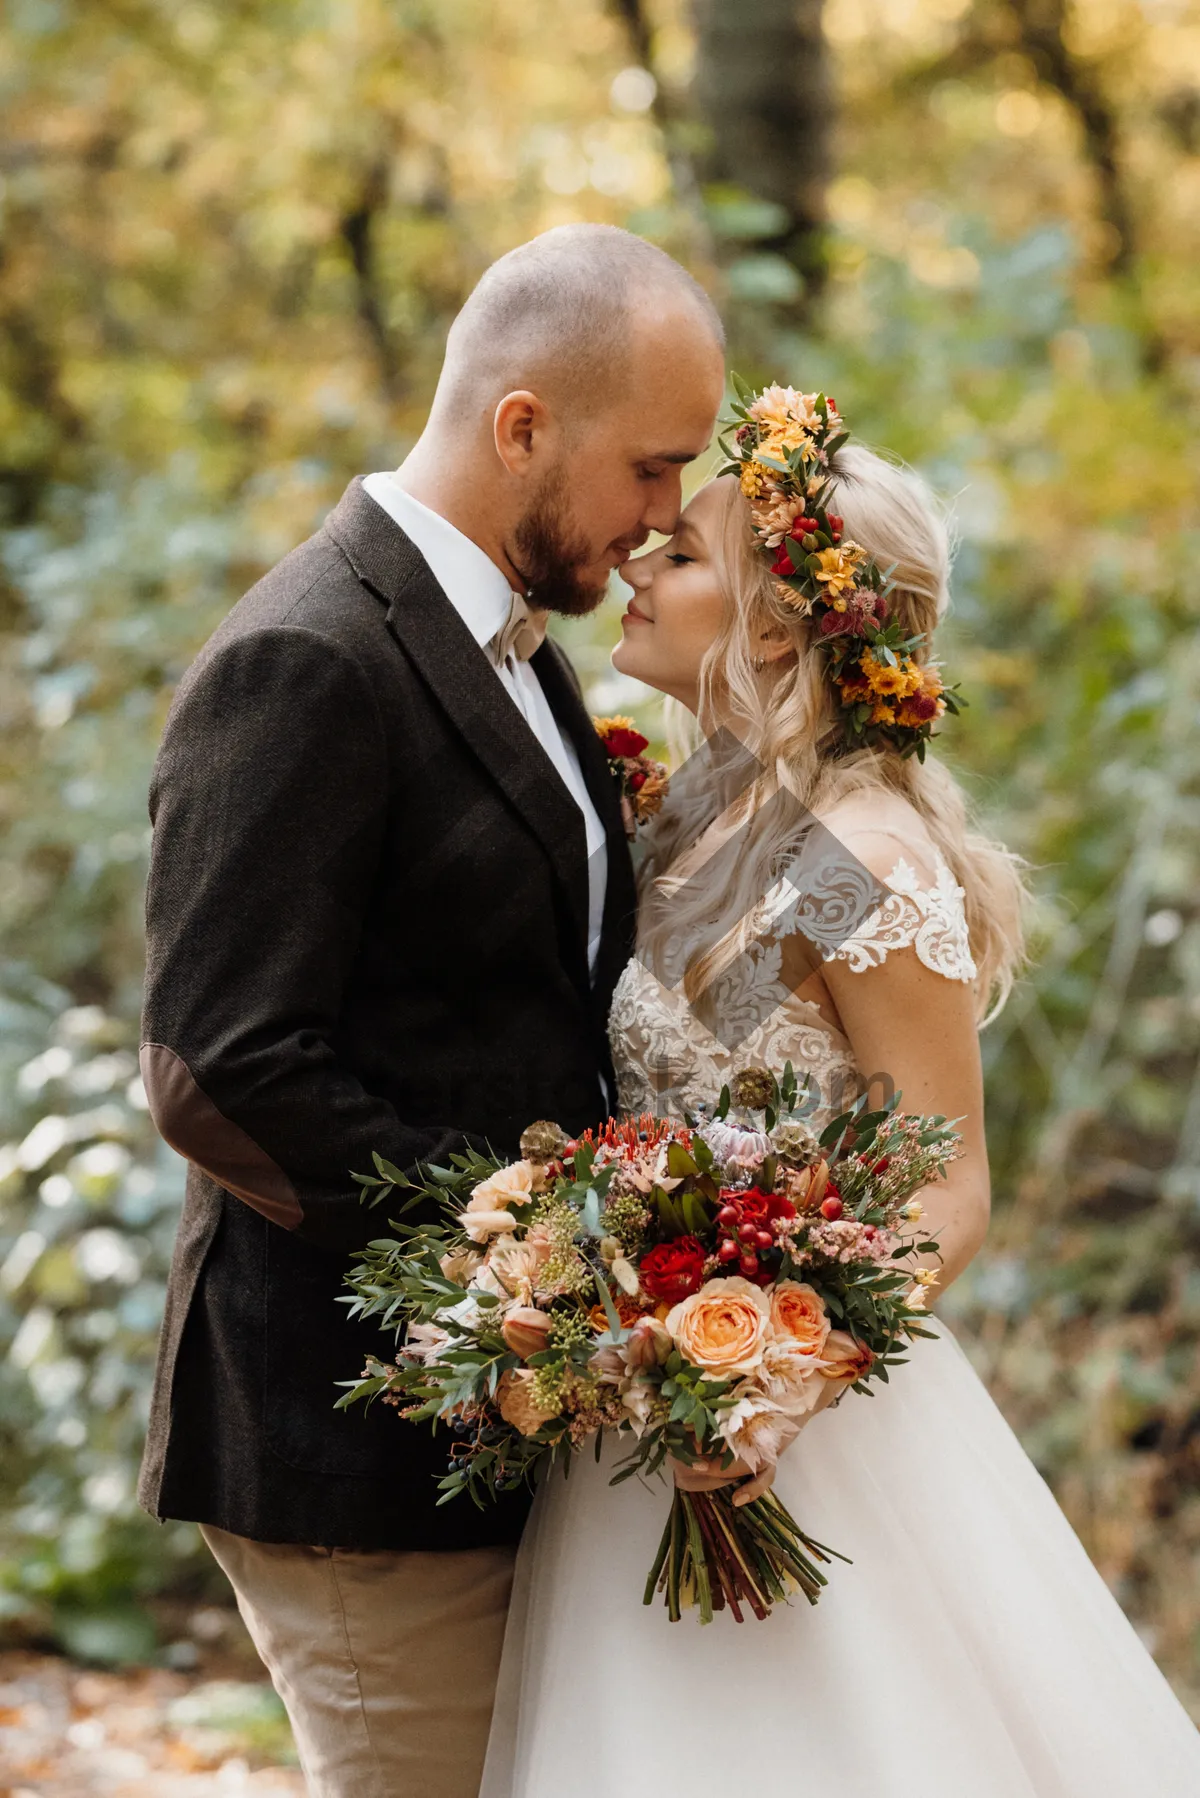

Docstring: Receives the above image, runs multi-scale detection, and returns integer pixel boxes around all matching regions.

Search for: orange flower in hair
[717,375,966,761]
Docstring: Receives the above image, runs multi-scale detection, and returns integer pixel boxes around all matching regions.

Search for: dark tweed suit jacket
[137,478,638,1551]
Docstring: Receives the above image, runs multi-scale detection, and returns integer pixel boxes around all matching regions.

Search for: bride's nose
[619,551,653,588]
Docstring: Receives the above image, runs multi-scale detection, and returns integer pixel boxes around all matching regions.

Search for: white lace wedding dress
[481,849,1200,1797]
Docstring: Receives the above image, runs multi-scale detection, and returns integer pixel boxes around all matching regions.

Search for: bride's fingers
[732,1465,775,1506]
[670,1453,753,1490]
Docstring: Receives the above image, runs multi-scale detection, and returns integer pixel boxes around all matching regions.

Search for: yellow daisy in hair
[860,650,913,697]
[760,421,813,460]
[740,459,775,499]
[870,700,897,726]
[812,543,865,599]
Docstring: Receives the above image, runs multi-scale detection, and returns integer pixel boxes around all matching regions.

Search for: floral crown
[714,377,963,760]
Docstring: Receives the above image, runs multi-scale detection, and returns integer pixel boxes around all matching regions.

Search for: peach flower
[467,1258,508,1301]
[819,1328,875,1385]
[487,1234,552,1303]
[501,1307,553,1360]
[620,1376,657,1436]
[402,1321,450,1365]
[462,1161,538,1242]
[665,1277,772,1377]
[623,1315,673,1372]
[719,1392,803,1474]
[439,1246,483,1286]
[462,1206,519,1245]
[496,1368,558,1436]
[467,1160,536,1212]
[770,1281,831,1358]
[755,1339,824,1416]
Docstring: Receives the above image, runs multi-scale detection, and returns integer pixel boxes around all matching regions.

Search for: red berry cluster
[817,1184,844,1221]
[768,511,845,579]
[715,1186,796,1283]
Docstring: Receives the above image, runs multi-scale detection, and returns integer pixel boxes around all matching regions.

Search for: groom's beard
[511,467,608,617]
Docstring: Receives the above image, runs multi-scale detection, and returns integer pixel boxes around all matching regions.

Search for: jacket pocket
[262,1224,406,1480]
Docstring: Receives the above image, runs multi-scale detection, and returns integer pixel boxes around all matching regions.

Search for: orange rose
[819,1328,874,1385]
[769,1281,830,1358]
[587,1293,647,1332]
[500,1307,553,1361]
[496,1368,559,1436]
[665,1277,772,1377]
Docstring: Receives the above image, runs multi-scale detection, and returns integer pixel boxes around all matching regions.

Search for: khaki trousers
[201,1523,517,1798]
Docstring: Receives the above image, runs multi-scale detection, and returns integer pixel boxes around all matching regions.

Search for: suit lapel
[324,480,592,978]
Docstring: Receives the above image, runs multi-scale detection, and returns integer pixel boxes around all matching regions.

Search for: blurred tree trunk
[610,0,831,325]
[906,0,1134,279]
[691,0,831,318]
[1004,0,1133,278]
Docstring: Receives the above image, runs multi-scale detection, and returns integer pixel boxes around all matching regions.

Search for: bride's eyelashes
[666,553,693,566]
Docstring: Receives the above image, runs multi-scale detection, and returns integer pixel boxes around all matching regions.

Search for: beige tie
[491,591,550,665]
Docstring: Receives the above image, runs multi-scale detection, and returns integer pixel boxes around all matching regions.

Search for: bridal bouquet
[338,1068,958,1624]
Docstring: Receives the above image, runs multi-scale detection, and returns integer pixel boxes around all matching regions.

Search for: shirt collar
[361,472,515,650]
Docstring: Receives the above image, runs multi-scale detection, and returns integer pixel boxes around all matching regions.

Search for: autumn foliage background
[2,0,1200,1713]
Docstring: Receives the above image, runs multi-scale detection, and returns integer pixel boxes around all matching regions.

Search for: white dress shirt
[362,472,609,980]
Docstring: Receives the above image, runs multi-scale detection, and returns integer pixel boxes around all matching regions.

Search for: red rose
[639,1237,706,1305]
[719,1186,796,1229]
[603,725,649,758]
[628,767,647,791]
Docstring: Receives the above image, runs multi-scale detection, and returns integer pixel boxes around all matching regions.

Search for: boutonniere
[593,715,670,840]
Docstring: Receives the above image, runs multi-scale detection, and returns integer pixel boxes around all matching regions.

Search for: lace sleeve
[821,850,977,981]
[753,837,977,984]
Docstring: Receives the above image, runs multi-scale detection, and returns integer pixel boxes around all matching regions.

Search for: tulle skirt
[481,1322,1200,1798]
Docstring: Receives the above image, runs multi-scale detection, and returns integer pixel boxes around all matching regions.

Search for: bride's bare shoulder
[814,792,941,888]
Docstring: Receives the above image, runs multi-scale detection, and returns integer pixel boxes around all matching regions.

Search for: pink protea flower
[818,586,887,638]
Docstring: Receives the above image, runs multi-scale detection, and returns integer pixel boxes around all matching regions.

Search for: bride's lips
[623,597,651,625]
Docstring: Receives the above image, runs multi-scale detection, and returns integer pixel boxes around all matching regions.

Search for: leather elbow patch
[139,1042,303,1230]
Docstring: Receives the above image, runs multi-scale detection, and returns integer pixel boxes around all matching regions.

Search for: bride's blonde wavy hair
[636,445,1027,1025]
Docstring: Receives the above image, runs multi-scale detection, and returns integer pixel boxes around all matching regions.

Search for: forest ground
[0,1625,302,1797]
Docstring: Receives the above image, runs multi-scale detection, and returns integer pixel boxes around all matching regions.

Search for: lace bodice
[609,849,975,1130]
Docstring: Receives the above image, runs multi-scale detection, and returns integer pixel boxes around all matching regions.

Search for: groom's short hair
[436,224,724,419]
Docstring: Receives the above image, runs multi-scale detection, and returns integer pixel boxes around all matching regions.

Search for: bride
[481,394,1200,1795]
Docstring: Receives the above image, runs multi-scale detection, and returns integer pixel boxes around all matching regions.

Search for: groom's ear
[494,389,557,477]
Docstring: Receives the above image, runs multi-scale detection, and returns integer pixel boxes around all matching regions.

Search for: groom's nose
[640,471,684,537]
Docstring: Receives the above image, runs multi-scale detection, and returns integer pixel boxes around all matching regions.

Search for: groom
[137,223,725,1796]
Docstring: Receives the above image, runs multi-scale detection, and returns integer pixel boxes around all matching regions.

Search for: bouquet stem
[646,1485,850,1624]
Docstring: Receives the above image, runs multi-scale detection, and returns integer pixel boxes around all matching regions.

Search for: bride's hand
[670,1454,775,1507]
[670,1379,845,1506]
